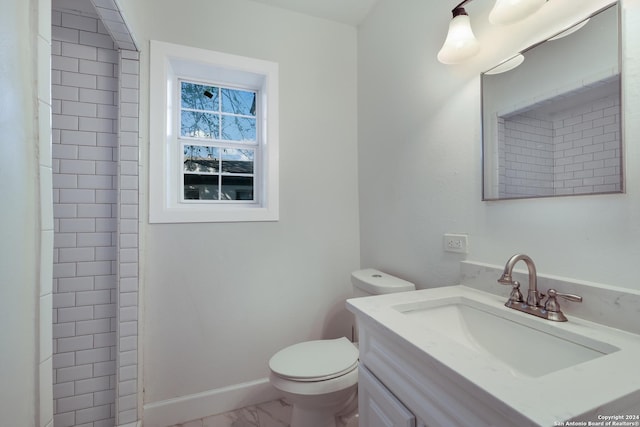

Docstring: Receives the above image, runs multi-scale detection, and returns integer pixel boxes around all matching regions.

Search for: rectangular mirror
[482,3,622,201]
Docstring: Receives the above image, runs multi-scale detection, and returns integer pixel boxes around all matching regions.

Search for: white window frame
[149,40,279,223]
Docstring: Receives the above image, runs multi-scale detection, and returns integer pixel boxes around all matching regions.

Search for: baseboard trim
[142,378,281,427]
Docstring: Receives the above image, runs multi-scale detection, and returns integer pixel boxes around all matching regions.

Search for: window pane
[221,88,256,116]
[181,111,219,138]
[221,148,254,174]
[221,115,256,141]
[184,145,220,173]
[184,174,219,200]
[221,176,254,200]
[181,82,218,110]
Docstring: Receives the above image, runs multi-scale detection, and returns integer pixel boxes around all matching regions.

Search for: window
[180,81,257,202]
[149,40,279,223]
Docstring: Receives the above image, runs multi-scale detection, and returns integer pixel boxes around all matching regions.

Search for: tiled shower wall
[500,114,555,198]
[115,48,141,426]
[499,89,621,198]
[551,93,621,195]
[52,10,119,427]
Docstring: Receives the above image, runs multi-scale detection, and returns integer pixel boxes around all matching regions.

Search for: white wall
[118,0,360,420]
[358,0,640,290]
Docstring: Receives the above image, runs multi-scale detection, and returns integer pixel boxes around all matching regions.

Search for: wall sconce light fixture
[438,0,547,65]
[489,0,546,25]
[437,4,480,64]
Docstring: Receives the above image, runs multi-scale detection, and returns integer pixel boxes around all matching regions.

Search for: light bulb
[437,11,480,64]
[489,0,546,25]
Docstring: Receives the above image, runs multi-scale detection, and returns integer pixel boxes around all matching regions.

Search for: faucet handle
[544,288,582,316]
[548,288,582,302]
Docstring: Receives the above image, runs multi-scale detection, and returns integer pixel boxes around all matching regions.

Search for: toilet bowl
[268,269,415,427]
[269,337,359,427]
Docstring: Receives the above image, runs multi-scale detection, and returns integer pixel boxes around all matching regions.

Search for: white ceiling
[248,0,380,26]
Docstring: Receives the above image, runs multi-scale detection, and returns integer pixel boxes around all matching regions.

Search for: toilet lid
[269,337,359,381]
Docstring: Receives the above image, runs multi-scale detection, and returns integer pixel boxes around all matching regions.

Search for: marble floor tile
[255,399,291,427]
[170,398,358,427]
[173,419,203,427]
[170,399,293,427]
[201,405,260,427]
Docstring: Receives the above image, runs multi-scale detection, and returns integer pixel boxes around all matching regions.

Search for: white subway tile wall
[52,9,118,427]
[500,114,555,198]
[52,1,141,423]
[552,93,622,195]
[116,48,140,426]
[499,86,621,198]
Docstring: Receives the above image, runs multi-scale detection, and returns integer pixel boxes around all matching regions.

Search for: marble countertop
[348,285,640,425]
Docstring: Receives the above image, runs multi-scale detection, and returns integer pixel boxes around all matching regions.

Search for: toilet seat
[269,337,359,382]
[266,270,415,427]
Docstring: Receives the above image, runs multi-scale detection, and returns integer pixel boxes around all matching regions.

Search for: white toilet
[268,269,415,427]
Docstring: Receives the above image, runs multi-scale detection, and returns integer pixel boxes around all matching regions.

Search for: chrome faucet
[498,254,542,308]
[497,254,582,322]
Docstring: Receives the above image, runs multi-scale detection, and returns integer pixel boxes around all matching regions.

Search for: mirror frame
[481,3,623,201]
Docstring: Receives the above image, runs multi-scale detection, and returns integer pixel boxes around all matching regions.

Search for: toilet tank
[351,268,415,298]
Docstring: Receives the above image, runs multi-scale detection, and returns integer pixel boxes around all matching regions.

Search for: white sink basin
[393,297,619,377]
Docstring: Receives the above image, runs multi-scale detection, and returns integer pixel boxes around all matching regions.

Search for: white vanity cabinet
[358,365,417,427]
[354,317,530,427]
